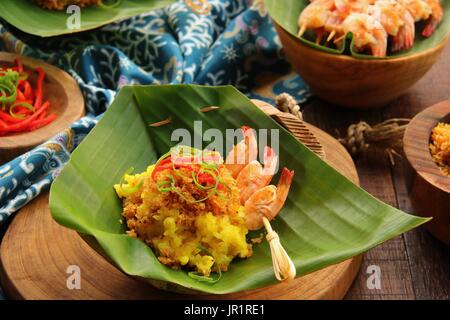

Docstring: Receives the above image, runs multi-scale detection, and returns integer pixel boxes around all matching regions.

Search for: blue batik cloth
[0,0,310,299]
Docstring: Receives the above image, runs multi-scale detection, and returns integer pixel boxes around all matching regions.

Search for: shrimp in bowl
[340,12,388,57]
[114,127,296,282]
[297,0,445,57]
[368,0,416,52]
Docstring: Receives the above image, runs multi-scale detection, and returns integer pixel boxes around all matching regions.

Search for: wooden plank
[391,163,450,300]
[306,41,450,300]
[403,229,450,300]
[345,260,415,299]
[364,236,408,261]
[350,294,414,300]
[304,94,415,300]
[343,156,414,300]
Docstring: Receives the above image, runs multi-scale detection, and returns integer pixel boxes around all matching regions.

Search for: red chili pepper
[151,157,173,180]
[0,118,8,128]
[34,67,45,109]
[25,83,33,101]
[197,172,215,186]
[152,156,202,180]
[16,89,26,101]
[0,59,57,136]
[18,81,33,101]
[0,111,24,123]
[28,114,57,131]
[1,102,49,134]
[14,102,34,116]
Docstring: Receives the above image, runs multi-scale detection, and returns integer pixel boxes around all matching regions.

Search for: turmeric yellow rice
[114,150,253,277]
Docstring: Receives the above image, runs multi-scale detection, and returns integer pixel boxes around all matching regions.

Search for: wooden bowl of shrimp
[267,0,450,109]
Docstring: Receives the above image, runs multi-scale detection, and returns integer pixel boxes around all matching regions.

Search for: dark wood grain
[391,166,450,300]
[302,40,450,300]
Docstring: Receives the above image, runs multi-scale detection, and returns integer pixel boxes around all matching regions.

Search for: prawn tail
[422,17,439,38]
[263,146,278,177]
[276,168,295,207]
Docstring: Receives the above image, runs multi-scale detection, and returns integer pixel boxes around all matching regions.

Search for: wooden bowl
[275,23,449,109]
[403,100,450,245]
[0,52,84,162]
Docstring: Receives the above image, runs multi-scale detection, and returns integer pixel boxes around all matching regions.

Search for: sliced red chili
[151,157,173,180]
[34,67,45,109]
[197,172,215,186]
[0,59,57,136]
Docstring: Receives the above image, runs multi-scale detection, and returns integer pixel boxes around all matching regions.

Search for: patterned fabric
[0,0,310,257]
[0,0,311,299]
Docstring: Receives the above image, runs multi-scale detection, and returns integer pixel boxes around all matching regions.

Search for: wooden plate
[0,101,361,300]
[0,52,84,162]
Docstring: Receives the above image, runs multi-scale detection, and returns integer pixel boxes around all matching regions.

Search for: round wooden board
[0,123,361,300]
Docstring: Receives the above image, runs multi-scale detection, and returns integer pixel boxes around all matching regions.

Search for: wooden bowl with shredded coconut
[404,101,450,245]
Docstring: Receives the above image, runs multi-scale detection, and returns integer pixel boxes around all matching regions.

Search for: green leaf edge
[0,0,176,37]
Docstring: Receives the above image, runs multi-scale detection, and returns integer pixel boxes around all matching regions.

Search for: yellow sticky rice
[114,164,253,277]
[430,123,450,177]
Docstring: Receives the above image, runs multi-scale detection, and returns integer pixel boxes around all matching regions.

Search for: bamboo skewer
[149,106,220,127]
[149,118,172,127]
[298,24,307,38]
[298,26,338,45]
[327,30,336,43]
[333,34,345,44]
[316,33,323,44]
[263,217,296,282]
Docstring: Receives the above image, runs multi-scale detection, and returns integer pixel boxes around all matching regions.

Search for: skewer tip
[298,24,307,38]
[149,118,172,127]
[327,30,336,43]
[263,217,297,282]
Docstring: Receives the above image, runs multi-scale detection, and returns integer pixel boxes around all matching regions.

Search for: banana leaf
[0,0,175,37]
[49,85,428,294]
[265,0,450,59]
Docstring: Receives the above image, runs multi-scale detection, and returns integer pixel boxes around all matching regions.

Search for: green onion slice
[118,167,144,195]
[98,0,122,9]
[188,269,222,284]
[9,102,35,119]
[122,180,144,195]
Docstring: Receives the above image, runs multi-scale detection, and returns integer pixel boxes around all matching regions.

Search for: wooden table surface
[0,44,449,300]
[302,43,450,300]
